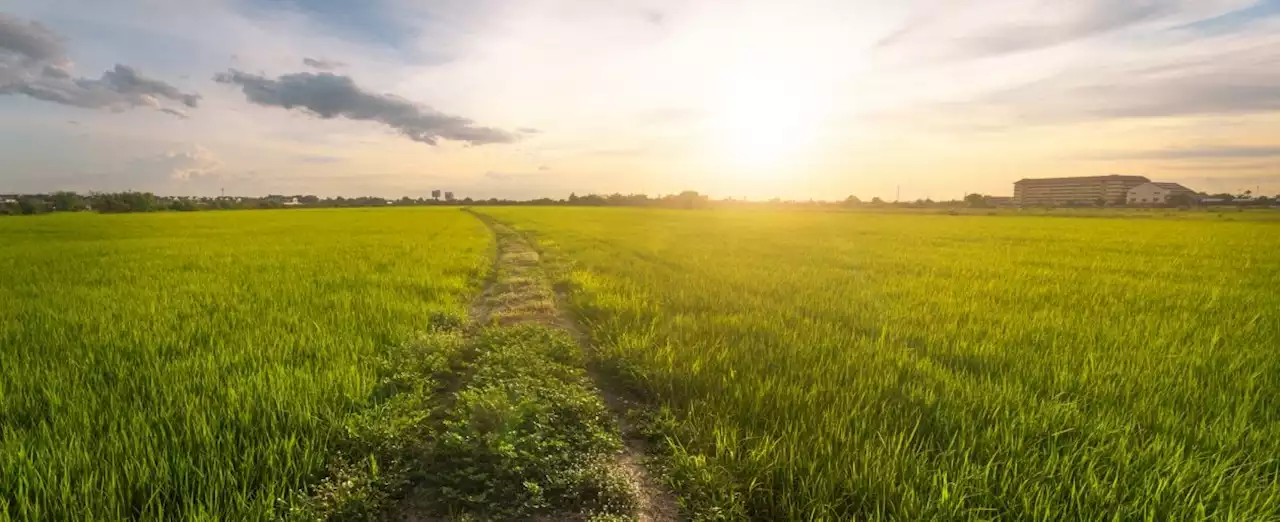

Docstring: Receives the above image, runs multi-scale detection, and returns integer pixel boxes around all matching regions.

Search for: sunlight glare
[708,59,829,181]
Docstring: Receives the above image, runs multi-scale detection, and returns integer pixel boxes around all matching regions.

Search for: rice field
[5,205,1279,521]
[0,208,490,521]
[481,207,1280,521]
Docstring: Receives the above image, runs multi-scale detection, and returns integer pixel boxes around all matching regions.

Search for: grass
[481,207,1280,521]
[0,208,490,521]
[297,322,636,522]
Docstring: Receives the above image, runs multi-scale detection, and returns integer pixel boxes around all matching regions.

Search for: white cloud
[132,144,222,181]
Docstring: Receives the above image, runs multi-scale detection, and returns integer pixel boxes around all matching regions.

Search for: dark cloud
[103,65,200,108]
[0,13,67,64]
[213,69,518,146]
[302,57,345,70]
[41,64,70,79]
[517,127,541,134]
[0,14,197,116]
[5,65,201,113]
[160,107,189,118]
[1088,147,1280,160]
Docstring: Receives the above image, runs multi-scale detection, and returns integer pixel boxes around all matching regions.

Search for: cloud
[936,27,1280,127]
[101,64,200,108]
[302,57,345,70]
[1159,162,1279,172]
[0,14,198,115]
[978,75,1280,125]
[0,13,66,64]
[1089,146,1280,160]
[214,69,518,146]
[876,1,1251,61]
[955,2,1169,58]
[132,145,221,181]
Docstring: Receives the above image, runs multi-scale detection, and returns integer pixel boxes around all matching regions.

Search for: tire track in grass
[374,209,676,522]
[465,210,680,522]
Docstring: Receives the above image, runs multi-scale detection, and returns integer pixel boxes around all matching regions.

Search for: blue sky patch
[248,0,412,48]
[1182,0,1280,33]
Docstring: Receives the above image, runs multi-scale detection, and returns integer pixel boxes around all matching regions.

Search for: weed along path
[382,210,678,522]
[468,210,680,522]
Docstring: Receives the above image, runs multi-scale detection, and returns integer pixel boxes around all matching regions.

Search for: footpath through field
[467,210,679,522]
[383,210,678,522]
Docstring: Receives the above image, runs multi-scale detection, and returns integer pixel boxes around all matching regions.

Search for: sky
[2,0,1279,200]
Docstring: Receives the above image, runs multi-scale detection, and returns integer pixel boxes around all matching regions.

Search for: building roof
[1151,182,1193,192]
[1015,174,1150,184]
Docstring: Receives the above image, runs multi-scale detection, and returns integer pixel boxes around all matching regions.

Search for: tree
[668,190,709,209]
[964,193,989,207]
[91,191,159,213]
[18,197,49,215]
[844,195,861,205]
[870,197,884,204]
[170,198,199,211]
[51,191,86,211]
[1167,193,1196,207]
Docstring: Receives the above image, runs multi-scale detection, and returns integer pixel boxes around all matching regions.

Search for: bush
[91,191,159,213]
[18,197,50,215]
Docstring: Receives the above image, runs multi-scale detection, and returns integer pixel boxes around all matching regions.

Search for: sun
[707,62,827,180]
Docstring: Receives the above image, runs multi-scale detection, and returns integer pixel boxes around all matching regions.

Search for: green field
[483,207,1280,520]
[4,206,1279,521]
[0,209,489,520]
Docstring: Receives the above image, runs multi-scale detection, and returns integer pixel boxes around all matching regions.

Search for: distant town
[1,175,1277,215]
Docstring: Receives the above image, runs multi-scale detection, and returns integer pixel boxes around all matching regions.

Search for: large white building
[1014,175,1150,206]
[1127,182,1196,205]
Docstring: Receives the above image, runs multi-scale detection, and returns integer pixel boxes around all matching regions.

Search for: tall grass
[484,207,1280,520]
[0,208,489,521]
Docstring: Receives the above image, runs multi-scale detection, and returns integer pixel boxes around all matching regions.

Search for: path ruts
[467,210,680,522]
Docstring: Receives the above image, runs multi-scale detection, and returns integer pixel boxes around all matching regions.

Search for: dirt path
[468,210,680,522]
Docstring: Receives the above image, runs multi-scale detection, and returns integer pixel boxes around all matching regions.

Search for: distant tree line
[4,189,1276,216]
[0,190,719,215]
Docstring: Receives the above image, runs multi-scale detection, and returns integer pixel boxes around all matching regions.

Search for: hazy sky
[2,0,1279,200]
